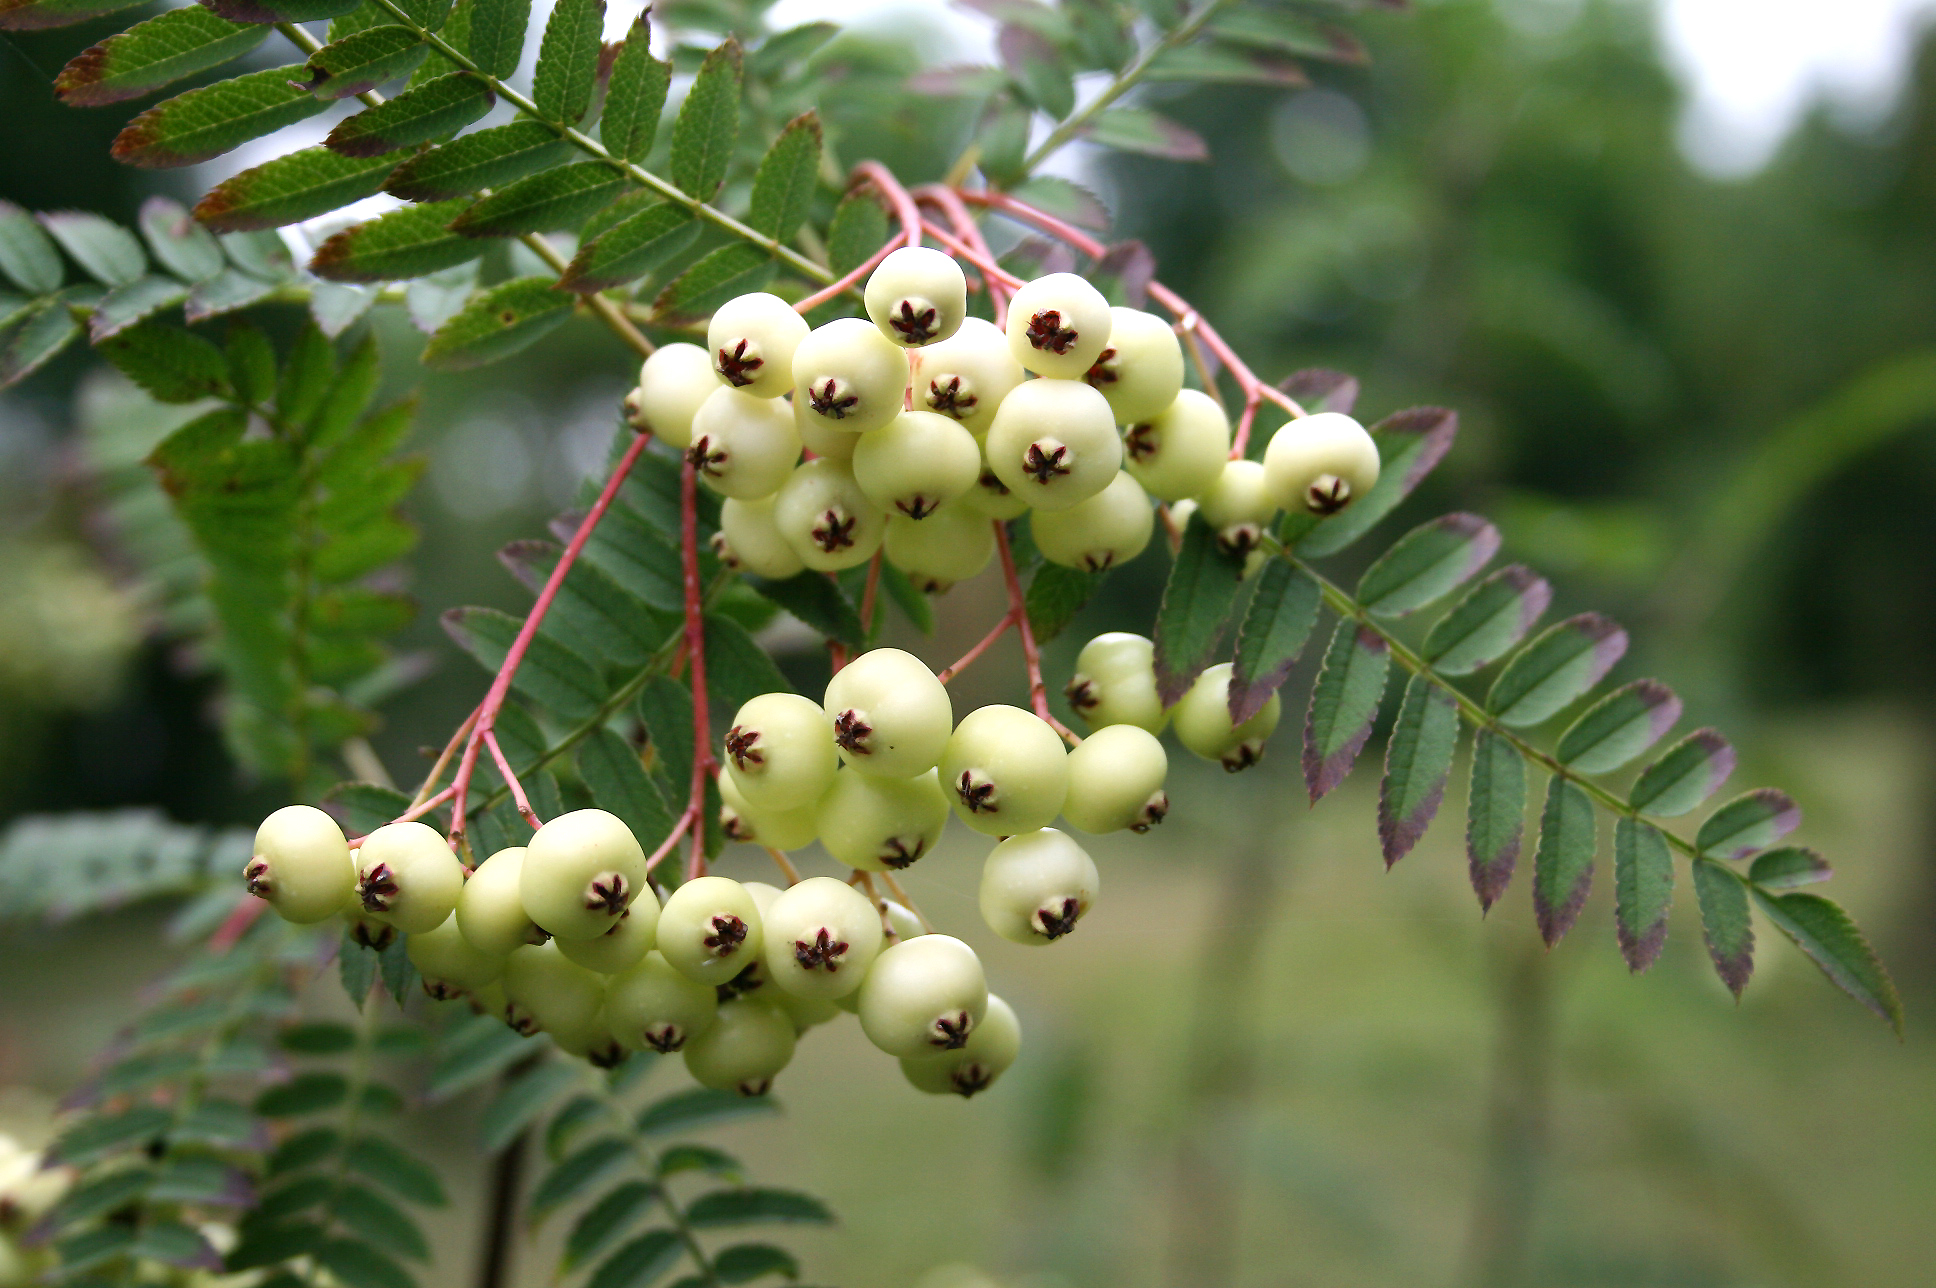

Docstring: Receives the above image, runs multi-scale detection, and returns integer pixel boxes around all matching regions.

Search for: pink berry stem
[915,185,1013,326]
[992,520,1080,746]
[680,453,715,882]
[483,729,541,830]
[208,896,267,954]
[647,807,696,875]
[765,847,802,885]
[793,162,926,313]
[395,783,456,824]
[860,549,883,638]
[937,610,1016,685]
[1232,389,1262,459]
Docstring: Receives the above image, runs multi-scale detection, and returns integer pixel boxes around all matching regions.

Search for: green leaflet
[1227,558,1320,725]
[0,0,143,29]
[577,729,678,855]
[1005,24,1076,118]
[1694,788,1801,860]
[744,571,863,648]
[683,1187,834,1228]
[704,612,793,714]
[588,1228,682,1288]
[1151,511,1247,703]
[309,199,482,283]
[314,1238,410,1288]
[531,0,603,124]
[1282,406,1459,557]
[1747,846,1831,890]
[1486,612,1627,727]
[1692,859,1753,997]
[600,17,669,162]
[465,0,529,78]
[113,66,328,168]
[1750,889,1902,1031]
[421,276,574,370]
[139,196,224,281]
[384,120,571,202]
[1082,107,1203,159]
[54,6,268,107]
[1301,617,1389,802]
[652,242,774,318]
[449,162,630,236]
[443,605,608,720]
[1629,727,1735,817]
[1613,816,1674,972]
[1554,678,1681,774]
[477,1063,578,1153]
[1421,562,1552,676]
[328,1185,428,1262]
[97,322,231,403]
[557,199,697,293]
[1465,727,1524,911]
[325,72,495,157]
[1377,674,1459,867]
[1530,776,1595,946]
[530,1137,629,1216]
[827,189,888,276]
[1208,7,1368,62]
[186,267,277,322]
[714,1244,800,1283]
[565,1184,656,1270]
[299,26,427,100]
[669,40,741,199]
[579,498,685,612]
[499,538,675,665]
[200,0,360,22]
[0,201,64,293]
[89,276,188,342]
[0,293,84,386]
[1025,563,1105,644]
[747,111,822,241]
[1355,512,1499,617]
[1145,42,1304,86]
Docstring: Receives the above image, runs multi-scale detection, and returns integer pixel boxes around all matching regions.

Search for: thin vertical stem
[484,730,541,829]
[992,521,1079,745]
[680,455,714,881]
[937,610,1017,684]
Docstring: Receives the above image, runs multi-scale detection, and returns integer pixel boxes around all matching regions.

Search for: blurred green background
[4,0,1935,1285]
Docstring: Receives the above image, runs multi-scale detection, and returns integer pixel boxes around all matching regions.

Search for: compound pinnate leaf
[315,1237,411,1288]
[1302,619,1389,803]
[55,6,267,107]
[827,188,889,276]
[1748,846,1832,890]
[601,16,669,161]
[1695,788,1801,861]
[299,26,427,100]
[1025,563,1105,645]
[476,1061,578,1153]
[1421,564,1550,676]
[443,605,606,719]
[1081,106,1205,159]
[1692,859,1753,998]
[530,1137,629,1217]
[1531,776,1595,947]
[140,196,224,280]
[501,539,672,664]
[194,147,398,232]
[0,201,64,293]
[345,1134,446,1205]
[1208,8,1367,62]
[747,111,822,241]
[0,0,144,29]
[1554,678,1681,774]
[1000,22,1074,117]
[684,1187,834,1228]
[1378,674,1459,867]
[1356,512,1499,617]
[310,200,481,282]
[255,1071,349,1116]
[565,1182,657,1271]
[97,322,231,402]
[1465,727,1524,912]
[714,1244,799,1284]
[466,0,529,78]
[1486,612,1626,727]
[326,72,495,157]
[669,40,741,199]
[1152,511,1246,703]
[532,0,603,123]
[329,1184,428,1261]
[1285,406,1459,557]
[39,211,146,286]
[385,120,572,202]
[1629,728,1734,818]
[450,162,629,236]
[89,275,188,342]
[421,276,574,371]
[1227,558,1320,725]
[1613,816,1674,972]
[113,66,328,168]
[201,0,360,21]
[1145,42,1306,86]
[0,294,84,386]
[578,728,677,855]
[634,1087,777,1137]
[1279,367,1358,415]
[1750,889,1902,1031]
[652,242,774,317]
[587,1228,681,1288]
[558,199,696,293]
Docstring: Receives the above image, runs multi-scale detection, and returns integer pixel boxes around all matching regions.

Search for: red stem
[915,185,1015,326]
[937,610,1015,684]
[860,549,883,638]
[647,808,696,875]
[1231,391,1261,459]
[795,238,897,314]
[991,521,1079,745]
[208,896,266,954]
[396,783,455,824]
[856,160,923,251]
[484,729,541,830]
[680,455,714,881]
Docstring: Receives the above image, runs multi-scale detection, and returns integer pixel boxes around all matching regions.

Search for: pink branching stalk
[793,162,926,313]
[646,808,695,876]
[679,454,715,881]
[860,549,883,636]
[937,610,1016,685]
[916,185,1013,326]
[483,729,540,830]
[991,521,1079,746]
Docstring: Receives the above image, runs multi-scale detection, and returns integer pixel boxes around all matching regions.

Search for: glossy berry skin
[772,459,886,572]
[606,950,718,1053]
[900,994,1020,1097]
[1030,469,1153,572]
[1061,724,1169,834]
[883,503,994,592]
[355,821,464,935]
[687,386,800,500]
[627,343,716,448]
[683,996,796,1096]
[939,704,1069,838]
[718,769,819,852]
[548,1006,628,1068]
[707,291,809,398]
[760,876,884,1001]
[406,912,506,999]
[557,897,657,974]
[791,317,909,436]
[769,988,841,1034]
[658,876,766,987]
[520,808,648,942]
[1005,272,1113,379]
[979,828,1099,945]
[793,398,858,461]
[852,410,982,519]
[1064,632,1166,734]
[247,804,353,924]
[1195,458,1277,557]
[723,692,837,813]
[912,317,1024,436]
[858,934,988,1059]
[865,246,967,348]
[816,768,950,871]
[1263,412,1381,516]
[457,847,547,957]
[1123,389,1230,503]
[823,647,953,779]
[501,941,605,1038]
[1173,662,1281,771]
[984,378,1122,512]
[1083,308,1184,426]
[958,457,1030,521]
[717,496,806,579]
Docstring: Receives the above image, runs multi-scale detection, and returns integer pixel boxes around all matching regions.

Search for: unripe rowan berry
[984,378,1121,511]
[858,934,988,1058]
[606,950,718,1052]
[722,692,837,813]
[407,912,506,999]
[793,397,859,461]
[823,647,953,778]
[957,460,1030,521]
[772,459,886,572]
[939,704,1070,838]
[1005,272,1113,379]
[1030,470,1154,572]
[816,768,950,871]
[1061,724,1168,834]
[354,822,463,935]
[1123,389,1230,503]
[628,343,716,448]
[1263,411,1380,516]
[912,317,1024,436]
[548,1005,629,1069]
[1083,308,1184,426]
[470,980,512,1026]
[246,804,353,924]
[502,940,605,1038]
[1195,458,1276,557]
[791,317,909,436]
[683,996,796,1095]
[865,246,967,348]
[978,828,1098,945]
[852,410,982,519]
[769,988,842,1034]
[1064,632,1166,734]
[708,291,809,398]
[347,912,398,953]
[457,846,548,957]
[520,808,648,942]
[900,994,1020,1097]
[879,898,924,944]
[687,386,800,500]
[717,496,806,580]
[718,770,819,852]
[882,503,995,593]
[657,876,765,987]
[1173,662,1281,771]
[760,876,884,1000]
[557,896,657,975]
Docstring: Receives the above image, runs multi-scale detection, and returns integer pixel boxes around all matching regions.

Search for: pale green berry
[816,768,950,871]
[548,1003,629,1069]
[708,291,809,398]
[520,809,647,942]
[470,980,514,1028]
[857,934,988,1058]
[606,950,718,1052]
[984,378,1121,512]
[939,704,1069,838]
[769,988,842,1034]
[557,896,658,974]
[1064,632,1166,734]
[879,898,924,943]
[688,386,800,500]
[346,911,398,953]
[1061,724,1168,834]
[1029,469,1153,572]
[852,410,982,519]
[1083,308,1183,425]
[883,503,994,593]
[958,454,1031,520]
[1124,389,1230,503]
[683,996,796,1095]
[723,692,837,812]
[900,994,1020,1097]
[1263,411,1380,516]
[628,343,715,448]
[791,317,909,435]
[457,846,547,957]
[246,804,353,925]
[823,646,953,778]
[760,876,884,1000]
[657,876,765,987]
[718,770,819,852]
[913,317,1024,436]
[1173,662,1281,771]
[406,912,506,999]
[865,246,967,348]
[716,496,806,579]
[355,821,463,935]
[1195,458,1276,557]
[502,940,605,1038]
[1005,272,1113,379]
[979,828,1098,945]
[772,459,886,572]
[793,396,859,461]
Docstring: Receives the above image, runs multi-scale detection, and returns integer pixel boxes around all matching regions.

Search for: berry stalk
[680,453,715,882]
[793,163,927,313]
[992,521,1080,745]
[916,185,1012,325]
[937,611,1017,685]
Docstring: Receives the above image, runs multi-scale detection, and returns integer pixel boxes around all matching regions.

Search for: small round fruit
[1124,389,1230,503]
[521,809,647,942]
[723,692,837,813]
[958,458,1029,521]
[718,771,819,852]
[984,378,1121,511]
[407,913,505,999]
[557,899,657,974]
[458,847,547,956]
[347,912,398,953]
[606,950,718,1052]
[471,980,513,1028]
[708,291,809,398]
[879,899,924,943]
[913,317,1024,436]
[246,804,353,924]
[688,386,800,500]
[549,1005,628,1068]
[979,828,1098,945]
[1030,470,1153,572]
[1263,411,1380,516]
[793,397,859,461]
[865,246,967,347]
[657,876,765,987]
[772,459,886,572]
[769,988,842,1034]
[717,496,806,579]
[791,317,909,435]
[939,704,1069,838]
[1063,632,1165,734]
[1173,662,1281,771]
[816,768,950,871]
[627,343,716,447]
[823,647,953,778]
[1083,307,1183,425]
[761,876,884,1000]
[1195,458,1276,557]
[1005,272,1113,378]
[900,994,1020,1097]
[858,934,988,1058]
[883,503,994,592]
[502,940,605,1037]
[851,410,981,519]
[1061,724,1168,834]
[683,996,796,1095]
[355,822,464,935]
